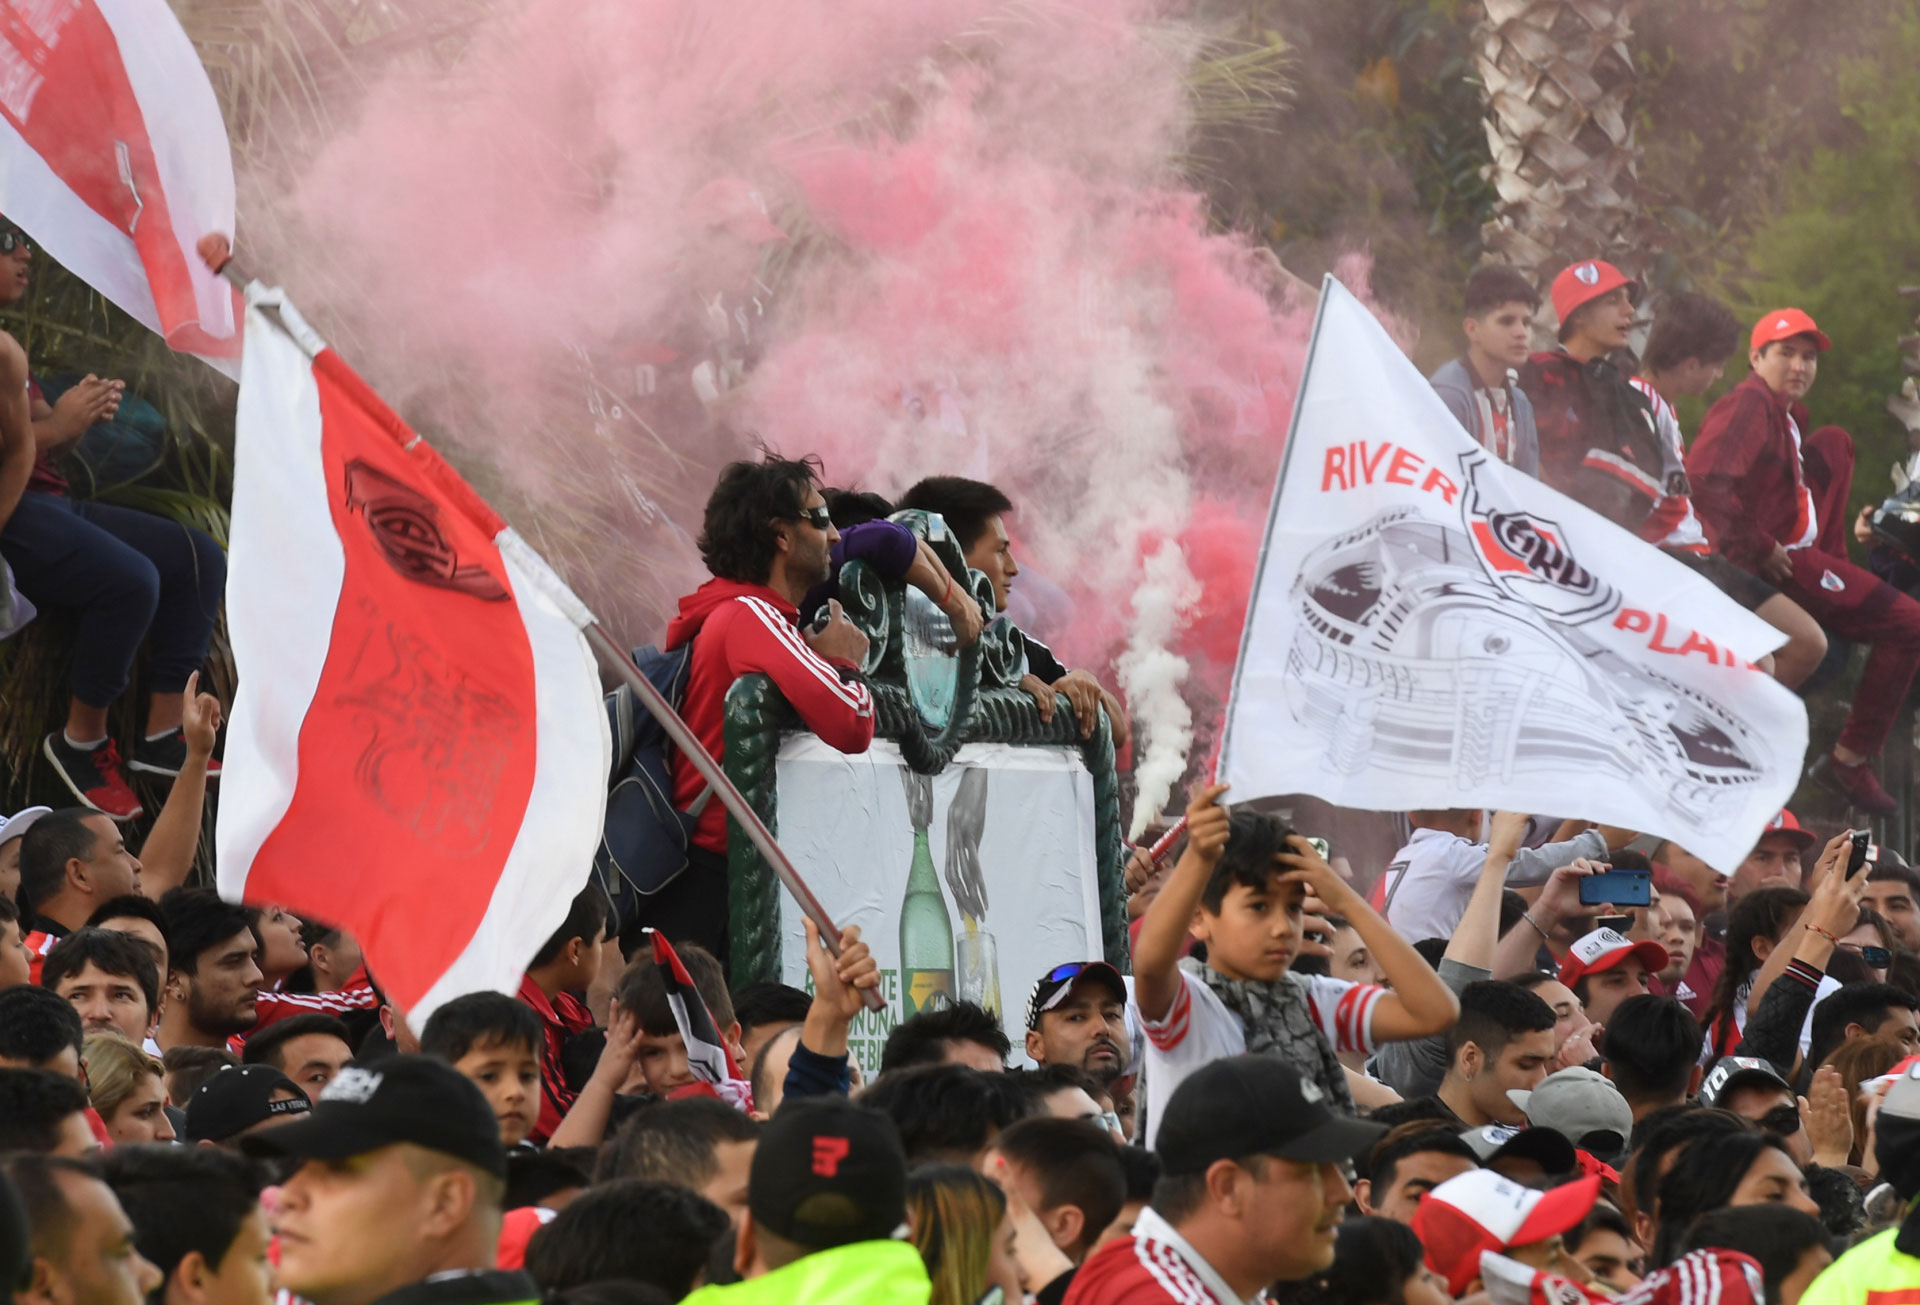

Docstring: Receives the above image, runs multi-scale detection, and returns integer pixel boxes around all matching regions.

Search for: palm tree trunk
[1473,0,1644,292]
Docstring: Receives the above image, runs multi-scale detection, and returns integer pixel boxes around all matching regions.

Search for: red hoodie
[665,579,874,853]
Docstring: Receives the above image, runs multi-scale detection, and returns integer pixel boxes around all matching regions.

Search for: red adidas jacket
[1686,373,1816,574]
[665,579,874,854]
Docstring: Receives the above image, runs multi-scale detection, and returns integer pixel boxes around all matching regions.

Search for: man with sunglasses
[1701,1057,1822,1167]
[0,218,227,821]
[663,455,875,960]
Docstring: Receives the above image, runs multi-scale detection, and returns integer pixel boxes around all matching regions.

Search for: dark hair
[1804,1162,1864,1240]
[616,941,735,1038]
[420,991,543,1064]
[299,918,347,951]
[1684,1205,1832,1303]
[158,888,256,979]
[16,810,99,917]
[242,1013,353,1070]
[595,1097,760,1185]
[1627,1107,1751,1225]
[1198,810,1300,914]
[1710,887,1809,1030]
[1498,890,1529,940]
[39,928,159,1022]
[1569,1202,1635,1258]
[730,981,813,1034]
[161,1045,237,1104]
[1365,1097,1466,1132]
[530,885,609,970]
[1463,264,1541,318]
[95,1144,264,1290]
[1448,980,1555,1065]
[1825,947,1876,989]
[1653,1130,1796,1266]
[1642,293,1740,373]
[1869,861,1920,897]
[1116,1142,1161,1201]
[1269,1217,1431,1305]
[860,1064,1032,1164]
[0,1068,90,1151]
[0,984,84,1066]
[697,454,824,583]
[1361,1123,1478,1192]
[85,894,169,944]
[990,1118,1126,1256]
[1003,1063,1110,1114]
[0,895,15,926]
[1808,982,1920,1072]
[895,477,1014,553]
[1,1153,94,1265]
[544,1283,672,1305]
[505,1148,594,1212]
[822,489,893,530]
[523,1179,729,1298]
[1603,995,1701,1102]
[879,1002,1010,1074]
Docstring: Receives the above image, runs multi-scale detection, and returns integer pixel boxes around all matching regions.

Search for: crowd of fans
[3,214,1920,1305]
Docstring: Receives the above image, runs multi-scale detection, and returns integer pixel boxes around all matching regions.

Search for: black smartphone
[1578,868,1653,907]
[1847,829,1872,879]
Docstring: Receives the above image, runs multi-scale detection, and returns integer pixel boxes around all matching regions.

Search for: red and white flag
[0,0,240,369]
[647,929,748,1107]
[217,286,609,1029]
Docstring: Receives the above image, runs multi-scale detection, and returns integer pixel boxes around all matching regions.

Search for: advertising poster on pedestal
[775,736,1104,1076]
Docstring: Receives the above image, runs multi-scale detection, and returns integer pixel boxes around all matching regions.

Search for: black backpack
[594,644,711,933]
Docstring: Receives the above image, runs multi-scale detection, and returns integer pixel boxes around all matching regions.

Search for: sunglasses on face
[1843,943,1894,968]
[1758,1105,1802,1137]
[0,227,26,254]
[795,504,832,530]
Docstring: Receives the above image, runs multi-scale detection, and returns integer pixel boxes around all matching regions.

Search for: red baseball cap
[1413,1168,1601,1295]
[1759,809,1817,852]
[1751,308,1831,354]
[1550,259,1640,326]
[1557,927,1669,989]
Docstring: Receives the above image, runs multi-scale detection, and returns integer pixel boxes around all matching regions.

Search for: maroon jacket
[1685,373,1815,573]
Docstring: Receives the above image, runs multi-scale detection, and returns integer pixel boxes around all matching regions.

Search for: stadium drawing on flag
[1287,494,1767,825]
[1222,279,1809,874]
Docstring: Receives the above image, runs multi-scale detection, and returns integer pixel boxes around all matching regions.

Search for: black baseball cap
[1156,1055,1384,1176]
[1026,961,1128,1030]
[750,1097,906,1249]
[1699,1057,1792,1110]
[241,1056,508,1179]
[1462,1123,1579,1176]
[184,1064,312,1142]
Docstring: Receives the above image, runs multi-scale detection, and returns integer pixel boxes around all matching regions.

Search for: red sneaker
[1810,751,1899,818]
[42,734,144,821]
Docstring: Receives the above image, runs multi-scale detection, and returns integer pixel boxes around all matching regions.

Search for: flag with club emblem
[217,285,608,1028]
[647,928,747,1103]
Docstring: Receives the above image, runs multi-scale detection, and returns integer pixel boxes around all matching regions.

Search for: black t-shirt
[1023,633,1068,684]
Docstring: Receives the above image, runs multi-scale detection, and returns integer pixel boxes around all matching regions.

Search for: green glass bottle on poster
[900,771,955,1017]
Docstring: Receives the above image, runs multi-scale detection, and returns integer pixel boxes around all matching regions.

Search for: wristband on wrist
[1807,924,1839,944]
[1522,912,1550,940]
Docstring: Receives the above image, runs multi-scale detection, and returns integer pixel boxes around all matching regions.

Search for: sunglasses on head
[1041,962,1094,985]
[795,504,832,530]
[1758,1105,1802,1137]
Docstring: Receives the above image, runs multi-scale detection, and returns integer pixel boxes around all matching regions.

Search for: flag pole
[200,237,883,1013]
[581,623,883,1012]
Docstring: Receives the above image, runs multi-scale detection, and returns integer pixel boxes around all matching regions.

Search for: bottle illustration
[900,769,956,1017]
[945,766,1000,1018]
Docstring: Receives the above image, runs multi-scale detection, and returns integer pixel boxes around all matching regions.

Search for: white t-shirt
[1134,967,1385,1146]
[1785,413,1821,550]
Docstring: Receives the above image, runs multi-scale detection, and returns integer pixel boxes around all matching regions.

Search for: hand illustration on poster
[945,767,1001,1018]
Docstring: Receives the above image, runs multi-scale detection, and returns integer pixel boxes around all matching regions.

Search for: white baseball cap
[0,807,50,849]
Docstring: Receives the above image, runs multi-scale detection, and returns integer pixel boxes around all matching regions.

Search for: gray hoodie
[1431,356,1540,478]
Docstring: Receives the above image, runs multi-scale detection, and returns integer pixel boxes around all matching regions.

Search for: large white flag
[1220,279,1807,873]
[0,0,240,371]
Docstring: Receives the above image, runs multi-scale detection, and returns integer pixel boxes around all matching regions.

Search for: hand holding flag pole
[201,236,883,1014]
